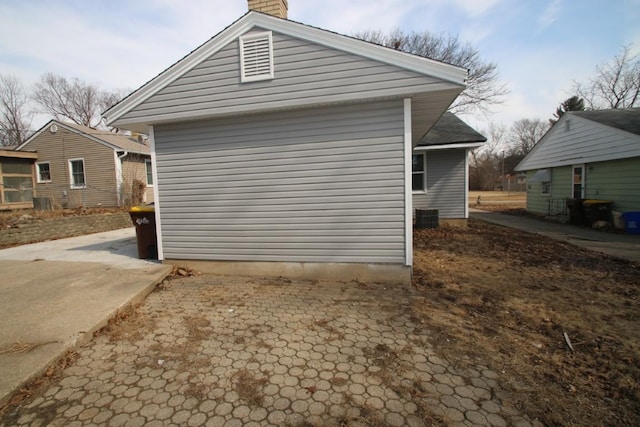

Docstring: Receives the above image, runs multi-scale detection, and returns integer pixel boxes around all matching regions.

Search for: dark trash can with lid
[129,205,157,259]
[566,198,584,225]
[582,199,613,226]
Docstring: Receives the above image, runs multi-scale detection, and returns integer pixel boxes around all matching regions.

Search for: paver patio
[2,276,543,427]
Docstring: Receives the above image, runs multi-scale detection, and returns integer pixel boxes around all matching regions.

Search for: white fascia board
[260,14,468,86]
[105,12,467,126]
[414,142,485,151]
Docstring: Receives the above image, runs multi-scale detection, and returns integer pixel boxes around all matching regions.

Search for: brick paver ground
[1,276,543,426]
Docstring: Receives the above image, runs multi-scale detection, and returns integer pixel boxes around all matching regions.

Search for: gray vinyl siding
[518,115,640,170]
[154,100,406,264]
[121,30,441,123]
[412,149,466,218]
[20,128,118,208]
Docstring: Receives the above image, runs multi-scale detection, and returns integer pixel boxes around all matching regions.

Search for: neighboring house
[0,149,37,210]
[413,113,486,225]
[17,120,153,209]
[104,1,467,283]
[515,107,640,217]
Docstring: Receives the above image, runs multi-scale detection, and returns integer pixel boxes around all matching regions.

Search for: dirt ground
[412,220,640,426]
[469,191,527,211]
[0,207,126,229]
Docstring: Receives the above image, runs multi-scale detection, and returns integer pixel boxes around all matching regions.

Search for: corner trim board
[148,125,164,260]
[404,98,413,267]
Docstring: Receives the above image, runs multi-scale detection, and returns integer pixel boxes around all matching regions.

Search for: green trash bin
[129,205,157,259]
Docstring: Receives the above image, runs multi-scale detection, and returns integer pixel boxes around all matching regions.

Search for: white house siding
[519,115,640,170]
[120,30,444,124]
[153,100,406,264]
[412,149,466,218]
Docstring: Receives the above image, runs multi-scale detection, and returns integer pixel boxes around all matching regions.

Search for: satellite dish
[50,124,58,134]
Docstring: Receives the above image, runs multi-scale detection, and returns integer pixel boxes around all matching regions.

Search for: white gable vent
[239,31,274,83]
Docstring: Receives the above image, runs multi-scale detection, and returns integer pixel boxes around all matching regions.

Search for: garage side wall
[413,149,466,218]
[154,100,406,264]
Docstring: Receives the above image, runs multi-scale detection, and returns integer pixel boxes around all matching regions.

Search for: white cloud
[293,0,417,34]
[537,0,563,31]
[448,0,504,18]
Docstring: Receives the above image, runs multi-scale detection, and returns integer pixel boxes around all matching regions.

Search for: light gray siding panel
[412,149,466,218]
[121,31,441,122]
[518,116,640,170]
[154,100,406,263]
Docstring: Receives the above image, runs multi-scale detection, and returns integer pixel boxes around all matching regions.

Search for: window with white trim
[412,154,426,192]
[36,162,51,183]
[69,158,86,189]
[239,31,274,82]
[145,158,153,186]
[541,181,551,195]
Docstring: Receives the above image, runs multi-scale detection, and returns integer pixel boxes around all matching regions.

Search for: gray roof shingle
[572,107,640,136]
[418,112,486,146]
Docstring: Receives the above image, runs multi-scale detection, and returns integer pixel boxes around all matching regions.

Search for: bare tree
[32,73,127,129]
[508,118,549,157]
[354,29,508,116]
[0,74,33,147]
[469,123,505,190]
[574,45,640,109]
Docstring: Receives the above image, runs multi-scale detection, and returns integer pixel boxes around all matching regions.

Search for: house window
[69,158,86,189]
[0,158,34,204]
[541,181,551,195]
[36,162,51,183]
[239,31,274,82]
[145,159,153,186]
[412,154,426,192]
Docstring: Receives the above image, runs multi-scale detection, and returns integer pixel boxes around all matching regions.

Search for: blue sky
[1,0,638,132]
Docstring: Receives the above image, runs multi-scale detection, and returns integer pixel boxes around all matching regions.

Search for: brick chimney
[248,0,288,19]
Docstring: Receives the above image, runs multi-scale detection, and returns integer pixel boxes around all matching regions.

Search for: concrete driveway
[470,209,640,263]
[0,228,171,407]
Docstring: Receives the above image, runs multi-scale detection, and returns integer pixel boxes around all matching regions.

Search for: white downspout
[115,151,128,207]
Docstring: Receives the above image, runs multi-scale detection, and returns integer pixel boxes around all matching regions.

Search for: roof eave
[414,141,485,151]
[105,11,467,126]
[17,119,149,155]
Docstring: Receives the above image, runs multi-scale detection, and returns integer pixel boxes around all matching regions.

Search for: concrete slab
[0,228,172,406]
[470,209,640,263]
